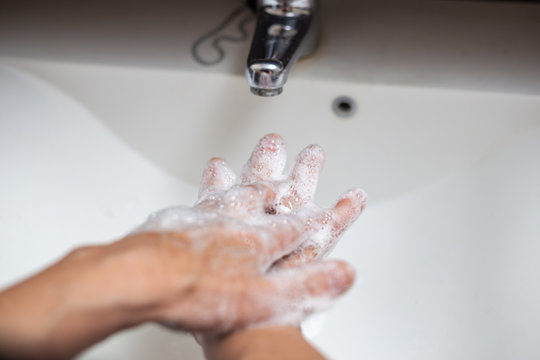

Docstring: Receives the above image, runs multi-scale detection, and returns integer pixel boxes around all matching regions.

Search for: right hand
[131,134,367,332]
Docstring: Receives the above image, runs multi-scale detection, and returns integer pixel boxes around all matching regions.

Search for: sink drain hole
[332,96,357,118]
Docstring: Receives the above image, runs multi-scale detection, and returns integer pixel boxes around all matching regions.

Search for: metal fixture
[246,0,319,97]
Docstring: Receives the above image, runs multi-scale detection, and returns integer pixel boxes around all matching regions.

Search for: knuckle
[66,245,100,261]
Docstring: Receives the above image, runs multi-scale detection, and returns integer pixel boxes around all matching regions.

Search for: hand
[235,133,367,269]
[0,134,367,359]
[133,134,367,331]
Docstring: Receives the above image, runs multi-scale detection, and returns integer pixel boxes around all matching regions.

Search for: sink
[1,58,539,360]
[0,65,205,358]
[1,1,540,358]
[3,59,540,207]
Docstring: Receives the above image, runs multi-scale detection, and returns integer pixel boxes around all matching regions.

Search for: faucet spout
[246,0,318,97]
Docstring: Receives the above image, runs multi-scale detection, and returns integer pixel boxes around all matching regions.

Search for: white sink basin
[1,59,539,360]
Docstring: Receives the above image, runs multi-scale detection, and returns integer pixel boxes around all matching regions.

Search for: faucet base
[250,87,283,97]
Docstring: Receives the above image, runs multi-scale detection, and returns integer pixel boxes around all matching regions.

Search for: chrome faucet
[246,0,319,97]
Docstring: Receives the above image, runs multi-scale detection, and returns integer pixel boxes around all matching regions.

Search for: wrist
[203,326,327,360]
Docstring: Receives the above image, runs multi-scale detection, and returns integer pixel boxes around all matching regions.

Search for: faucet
[246,0,319,97]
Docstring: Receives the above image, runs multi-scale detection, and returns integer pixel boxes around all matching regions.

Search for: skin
[0,134,367,359]
[203,326,328,360]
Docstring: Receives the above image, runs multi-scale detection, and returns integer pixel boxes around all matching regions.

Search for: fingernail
[308,144,325,158]
[342,188,368,213]
[329,262,356,295]
[260,133,285,153]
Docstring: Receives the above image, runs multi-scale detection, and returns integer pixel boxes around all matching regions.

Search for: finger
[241,133,287,183]
[328,188,368,240]
[280,145,325,210]
[274,188,367,269]
[256,214,305,268]
[274,259,355,298]
[157,260,355,332]
[198,158,237,200]
[272,244,320,269]
[244,260,356,326]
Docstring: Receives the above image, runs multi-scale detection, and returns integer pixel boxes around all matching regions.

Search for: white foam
[133,134,366,330]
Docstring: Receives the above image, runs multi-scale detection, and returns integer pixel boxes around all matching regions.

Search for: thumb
[190,260,356,333]
[260,260,356,325]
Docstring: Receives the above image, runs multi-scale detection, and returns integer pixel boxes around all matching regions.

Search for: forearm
[203,326,327,360]
[0,245,139,359]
